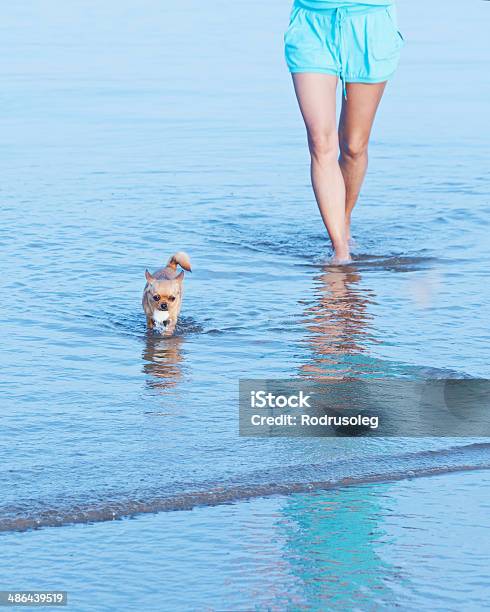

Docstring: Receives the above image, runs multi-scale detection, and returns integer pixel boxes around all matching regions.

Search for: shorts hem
[289,67,340,76]
[345,71,396,83]
[288,69,397,83]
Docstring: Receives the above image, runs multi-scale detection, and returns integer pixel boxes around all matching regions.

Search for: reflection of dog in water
[142,252,191,335]
[142,333,184,390]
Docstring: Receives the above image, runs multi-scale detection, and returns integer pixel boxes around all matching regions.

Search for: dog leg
[165,320,176,336]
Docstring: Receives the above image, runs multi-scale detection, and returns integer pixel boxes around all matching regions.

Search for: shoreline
[3,469,490,610]
[3,442,490,534]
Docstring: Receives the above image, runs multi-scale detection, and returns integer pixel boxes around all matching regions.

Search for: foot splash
[330,254,353,265]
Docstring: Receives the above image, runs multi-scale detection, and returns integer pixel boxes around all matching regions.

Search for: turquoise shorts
[284,1,404,92]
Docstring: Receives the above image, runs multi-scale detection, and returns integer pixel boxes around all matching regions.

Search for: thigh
[292,73,338,140]
[339,82,386,145]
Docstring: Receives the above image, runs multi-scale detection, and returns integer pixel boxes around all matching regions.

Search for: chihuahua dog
[142,251,192,335]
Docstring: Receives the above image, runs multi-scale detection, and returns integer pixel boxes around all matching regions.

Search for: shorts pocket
[369,8,404,61]
[284,7,302,43]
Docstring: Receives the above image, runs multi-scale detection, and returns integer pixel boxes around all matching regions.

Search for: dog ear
[145,269,154,282]
[175,271,185,283]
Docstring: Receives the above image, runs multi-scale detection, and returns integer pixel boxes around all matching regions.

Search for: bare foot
[331,241,351,265]
[331,254,352,265]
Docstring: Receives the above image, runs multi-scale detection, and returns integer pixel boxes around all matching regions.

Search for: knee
[307,129,339,162]
[339,136,369,161]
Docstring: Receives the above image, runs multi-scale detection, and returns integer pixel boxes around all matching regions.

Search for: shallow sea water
[2,470,490,611]
[1,0,490,609]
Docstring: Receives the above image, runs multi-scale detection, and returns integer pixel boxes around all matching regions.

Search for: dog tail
[167,251,192,272]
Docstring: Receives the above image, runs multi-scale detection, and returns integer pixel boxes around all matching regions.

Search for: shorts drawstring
[335,7,347,99]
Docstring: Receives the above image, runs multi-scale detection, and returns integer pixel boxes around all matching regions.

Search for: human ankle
[332,240,350,261]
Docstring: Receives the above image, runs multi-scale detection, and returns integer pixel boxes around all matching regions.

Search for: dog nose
[160,303,168,311]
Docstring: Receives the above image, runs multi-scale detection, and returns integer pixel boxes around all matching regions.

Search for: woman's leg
[292,73,350,263]
[338,82,387,241]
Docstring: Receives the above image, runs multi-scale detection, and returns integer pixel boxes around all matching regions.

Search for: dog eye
[168,296,176,302]
[153,294,160,301]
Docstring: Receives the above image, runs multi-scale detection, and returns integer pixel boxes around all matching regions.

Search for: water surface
[1,0,490,607]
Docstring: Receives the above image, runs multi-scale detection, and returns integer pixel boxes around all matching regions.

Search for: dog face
[149,281,178,314]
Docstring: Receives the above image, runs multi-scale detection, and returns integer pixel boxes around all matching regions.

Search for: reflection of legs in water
[301,264,374,379]
[278,488,391,608]
[339,82,387,242]
[142,333,184,390]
